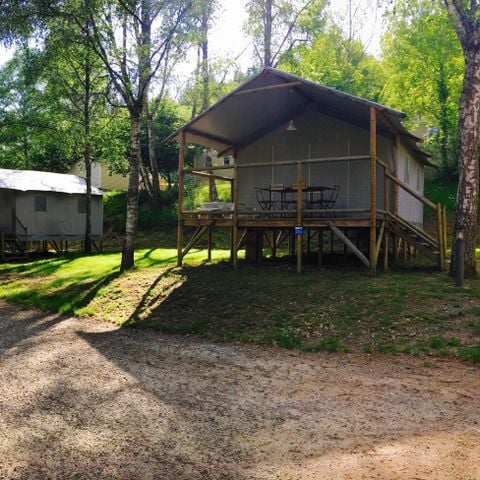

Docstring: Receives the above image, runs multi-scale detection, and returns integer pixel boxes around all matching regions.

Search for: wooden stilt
[383,221,389,271]
[369,106,378,275]
[318,229,323,268]
[296,160,303,273]
[232,164,239,270]
[177,131,185,267]
[272,229,277,258]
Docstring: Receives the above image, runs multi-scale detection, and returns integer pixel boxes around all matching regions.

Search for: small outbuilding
[167,68,447,273]
[0,168,103,257]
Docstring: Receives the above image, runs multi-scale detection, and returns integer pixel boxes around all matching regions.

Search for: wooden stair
[2,234,28,260]
[388,214,445,266]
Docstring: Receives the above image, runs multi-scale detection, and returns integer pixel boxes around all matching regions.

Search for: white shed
[0,168,103,242]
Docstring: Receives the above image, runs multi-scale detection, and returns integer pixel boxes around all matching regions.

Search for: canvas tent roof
[0,168,104,196]
[166,67,434,167]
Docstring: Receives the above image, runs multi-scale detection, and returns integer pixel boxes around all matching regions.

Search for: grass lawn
[1,245,480,362]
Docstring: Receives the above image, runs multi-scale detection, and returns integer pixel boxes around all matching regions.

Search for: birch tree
[444,0,480,275]
[77,0,192,270]
[244,0,327,68]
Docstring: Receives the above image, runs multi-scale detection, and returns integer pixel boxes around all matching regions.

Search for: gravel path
[1,300,480,479]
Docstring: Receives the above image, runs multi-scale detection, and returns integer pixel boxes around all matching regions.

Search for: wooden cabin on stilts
[166,68,447,274]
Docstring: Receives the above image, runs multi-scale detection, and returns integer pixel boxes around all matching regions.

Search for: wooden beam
[383,219,389,271]
[177,131,185,267]
[207,176,214,261]
[296,160,303,274]
[437,203,445,270]
[369,107,377,275]
[386,172,436,210]
[318,228,323,267]
[327,222,370,268]
[234,81,302,96]
[181,226,208,260]
[232,164,239,270]
[375,221,385,262]
[183,155,370,173]
[442,205,448,260]
[190,170,233,182]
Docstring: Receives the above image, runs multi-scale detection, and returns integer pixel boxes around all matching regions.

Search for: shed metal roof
[166,67,434,167]
[0,168,104,196]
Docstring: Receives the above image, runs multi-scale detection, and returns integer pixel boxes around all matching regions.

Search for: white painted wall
[12,191,103,240]
[397,143,424,226]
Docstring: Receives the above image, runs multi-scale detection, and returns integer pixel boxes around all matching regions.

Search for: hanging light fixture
[286,119,297,132]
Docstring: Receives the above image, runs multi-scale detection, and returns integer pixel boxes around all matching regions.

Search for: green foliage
[141,98,193,185]
[279,25,385,101]
[381,0,463,172]
[0,48,75,172]
[104,190,178,233]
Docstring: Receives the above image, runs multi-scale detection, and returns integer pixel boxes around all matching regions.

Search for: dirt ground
[1,301,480,480]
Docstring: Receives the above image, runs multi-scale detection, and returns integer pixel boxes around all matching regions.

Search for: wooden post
[442,205,448,260]
[318,228,323,267]
[232,164,239,270]
[369,107,377,275]
[177,131,185,267]
[384,167,389,271]
[0,231,4,263]
[392,134,400,263]
[296,160,303,273]
[207,175,213,262]
[272,229,277,258]
[437,203,445,270]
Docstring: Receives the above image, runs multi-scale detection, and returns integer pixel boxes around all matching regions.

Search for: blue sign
[295,226,303,236]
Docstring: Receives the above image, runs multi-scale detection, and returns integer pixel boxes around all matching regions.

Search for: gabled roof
[0,168,104,196]
[166,67,434,167]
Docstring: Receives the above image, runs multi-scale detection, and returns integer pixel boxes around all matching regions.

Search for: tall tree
[444,0,480,275]
[244,0,327,68]
[45,19,110,254]
[381,0,462,173]
[75,0,192,270]
[0,48,74,171]
[279,25,385,101]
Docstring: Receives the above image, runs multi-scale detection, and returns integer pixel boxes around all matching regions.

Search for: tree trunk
[84,57,92,255]
[264,0,272,67]
[121,112,141,271]
[146,110,161,197]
[200,7,209,112]
[450,50,480,276]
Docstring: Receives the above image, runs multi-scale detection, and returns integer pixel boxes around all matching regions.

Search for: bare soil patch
[0,300,479,479]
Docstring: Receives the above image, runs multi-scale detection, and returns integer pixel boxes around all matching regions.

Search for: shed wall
[14,191,103,240]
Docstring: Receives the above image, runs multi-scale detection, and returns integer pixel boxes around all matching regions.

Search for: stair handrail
[383,169,446,269]
[385,171,436,211]
[14,215,27,240]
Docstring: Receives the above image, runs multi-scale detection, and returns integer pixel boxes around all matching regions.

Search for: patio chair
[255,184,285,211]
[304,185,341,217]
[323,185,341,209]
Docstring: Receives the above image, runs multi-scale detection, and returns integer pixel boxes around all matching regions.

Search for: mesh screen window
[34,196,47,212]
